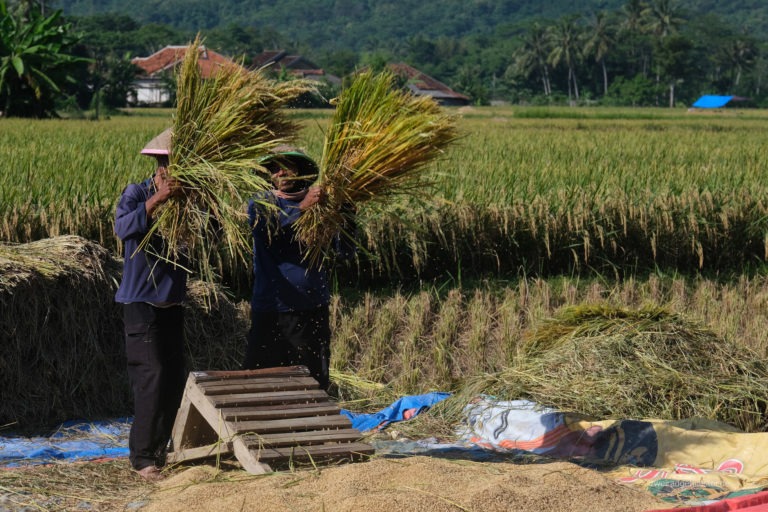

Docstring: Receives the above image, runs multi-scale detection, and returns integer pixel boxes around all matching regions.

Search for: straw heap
[140,35,314,281]
[452,304,768,432]
[0,235,250,430]
[294,70,459,267]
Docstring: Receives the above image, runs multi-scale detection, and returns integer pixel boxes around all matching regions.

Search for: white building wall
[132,79,170,105]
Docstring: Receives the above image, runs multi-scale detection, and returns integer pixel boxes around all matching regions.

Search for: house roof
[251,50,287,68]
[250,50,340,85]
[132,45,237,78]
[251,50,321,71]
[388,63,470,102]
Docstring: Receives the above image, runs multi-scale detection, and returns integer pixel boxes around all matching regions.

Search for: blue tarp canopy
[692,95,734,108]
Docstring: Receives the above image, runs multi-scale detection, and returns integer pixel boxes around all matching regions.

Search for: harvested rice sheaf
[294,70,459,267]
[142,35,314,282]
[461,304,768,432]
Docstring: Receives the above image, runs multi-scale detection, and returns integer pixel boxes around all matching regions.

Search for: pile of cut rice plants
[0,235,249,430]
[448,304,768,433]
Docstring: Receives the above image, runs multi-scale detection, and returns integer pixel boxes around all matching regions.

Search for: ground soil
[140,455,673,512]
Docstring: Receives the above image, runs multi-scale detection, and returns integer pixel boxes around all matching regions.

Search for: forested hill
[57,0,768,52]
[46,0,768,109]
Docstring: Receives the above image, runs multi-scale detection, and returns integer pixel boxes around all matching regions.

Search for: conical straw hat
[140,128,172,156]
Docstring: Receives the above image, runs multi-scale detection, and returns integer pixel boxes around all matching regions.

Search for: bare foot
[135,465,165,482]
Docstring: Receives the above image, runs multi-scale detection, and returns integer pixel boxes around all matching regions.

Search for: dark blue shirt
[249,193,330,312]
[114,178,188,304]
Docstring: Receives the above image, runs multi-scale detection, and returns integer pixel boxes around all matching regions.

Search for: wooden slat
[241,429,363,448]
[170,375,220,453]
[192,366,310,383]
[221,402,341,422]
[199,377,319,395]
[210,389,328,408]
[167,441,233,464]
[252,442,375,464]
[199,376,318,389]
[232,437,272,474]
[178,379,239,439]
[168,367,374,475]
[233,414,352,434]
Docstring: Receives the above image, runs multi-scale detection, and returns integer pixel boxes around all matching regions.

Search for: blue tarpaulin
[692,95,734,108]
[341,392,451,432]
[0,418,131,465]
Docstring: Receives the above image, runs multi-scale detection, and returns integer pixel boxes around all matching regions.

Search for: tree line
[2,0,767,117]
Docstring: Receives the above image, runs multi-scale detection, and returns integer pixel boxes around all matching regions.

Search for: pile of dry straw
[423,304,768,435]
[0,235,248,431]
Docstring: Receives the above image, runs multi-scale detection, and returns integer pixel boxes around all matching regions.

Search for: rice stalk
[331,368,398,411]
[358,292,405,382]
[294,70,459,266]
[140,35,315,283]
[330,295,368,372]
[429,289,463,389]
[460,289,495,377]
[392,291,432,393]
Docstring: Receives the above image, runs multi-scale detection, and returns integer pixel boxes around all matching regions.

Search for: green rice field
[3,106,768,278]
[4,105,768,430]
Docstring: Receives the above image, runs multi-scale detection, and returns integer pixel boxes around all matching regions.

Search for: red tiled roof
[250,51,321,72]
[251,50,286,68]
[388,62,470,101]
[132,46,238,79]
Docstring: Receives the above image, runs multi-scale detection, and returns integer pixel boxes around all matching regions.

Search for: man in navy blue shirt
[243,147,334,389]
[114,129,187,482]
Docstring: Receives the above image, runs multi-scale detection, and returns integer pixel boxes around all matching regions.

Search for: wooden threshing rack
[167,366,373,474]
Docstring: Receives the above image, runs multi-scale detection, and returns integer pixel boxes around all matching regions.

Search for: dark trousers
[123,302,186,470]
[243,307,331,390]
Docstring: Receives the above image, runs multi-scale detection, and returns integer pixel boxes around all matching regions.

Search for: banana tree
[0,1,87,117]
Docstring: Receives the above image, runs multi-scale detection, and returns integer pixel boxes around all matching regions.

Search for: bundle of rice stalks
[0,236,125,430]
[448,304,768,433]
[141,35,315,281]
[294,70,459,266]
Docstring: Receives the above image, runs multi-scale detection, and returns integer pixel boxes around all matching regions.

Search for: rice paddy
[4,106,768,278]
[3,105,768,432]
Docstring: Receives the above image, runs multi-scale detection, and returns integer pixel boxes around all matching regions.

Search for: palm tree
[513,22,552,96]
[583,11,615,96]
[724,38,757,88]
[654,34,694,107]
[642,0,685,106]
[548,15,583,105]
[619,0,652,77]
[642,0,685,38]
[620,0,646,34]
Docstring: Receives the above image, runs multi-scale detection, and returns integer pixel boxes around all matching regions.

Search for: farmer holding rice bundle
[114,129,186,482]
[137,36,313,284]
[113,39,314,481]
[243,146,354,390]
[242,71,456,387]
